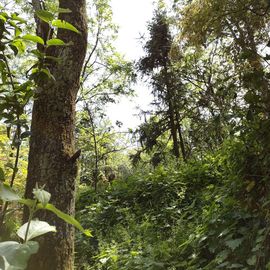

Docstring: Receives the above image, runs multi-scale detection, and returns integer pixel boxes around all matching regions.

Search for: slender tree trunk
[168,101,180,158]
[164,63,180,158]
[85,104,99,191]
[23,1,87,269]
[175,111,187,162]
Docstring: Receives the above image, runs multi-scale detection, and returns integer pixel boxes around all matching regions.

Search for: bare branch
[81,26,101,80]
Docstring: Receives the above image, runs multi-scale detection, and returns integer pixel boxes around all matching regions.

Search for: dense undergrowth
[75,140,270,270]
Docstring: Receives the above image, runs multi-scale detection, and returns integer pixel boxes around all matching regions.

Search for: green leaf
[11,39,26,54]
[15,26,22,37]
[33,188,51,207]
[0,15,6,22]
[0,183,21,201]
[31,67,55,80]
[225,238,244,251]
[0,241,39,269]
[19,198,36,208]
[246,180,256,192]
[52,19,80,34]
[30,49,45,59]
[42,203,92,236]
[47,38,66,46]
[11,13,27,23]
[17,220,56,241]
[35,10,54,23]
[247,255,256,266]
[229,263,244,268]
[40,68,55,80]
[22,34,44,45]
[58,8,72,14]
[9,44,18,56]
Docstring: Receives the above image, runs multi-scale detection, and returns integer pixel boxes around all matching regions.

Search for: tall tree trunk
[168,101,180,158]
[175,111,187,162]
[164,63,180,158]
[85,104,99,191]
[23,1,87,269]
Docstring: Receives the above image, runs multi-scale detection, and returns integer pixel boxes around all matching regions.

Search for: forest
[0,0,270,269]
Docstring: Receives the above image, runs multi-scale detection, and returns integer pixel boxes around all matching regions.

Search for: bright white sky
[107,0,155,131]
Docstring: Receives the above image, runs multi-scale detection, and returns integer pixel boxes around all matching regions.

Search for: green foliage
[77,112,132,188]
[0,241,39,270]
[75,157,217,269]
[0,6,89,263]
[52,19,80,34]
[137,10,188,160]
[0,182,21,201]
[78,0,135,106]
[22,34,44,45]
[17,220,56,242]
[75,139,270,269]
[77,165,185,232]
[0,185,90,269]
[43,204,92,237]
[2,1,270,269]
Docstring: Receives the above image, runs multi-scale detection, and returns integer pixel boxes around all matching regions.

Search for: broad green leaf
[0,241,39,270]
[33,188,51,207]
[22,34,44,45]
[43,203,92,236]
[52,19,80,34]
[47,38,66,46]
[35,10,54,23]
[0,183,21,201]
[17,220,56,241]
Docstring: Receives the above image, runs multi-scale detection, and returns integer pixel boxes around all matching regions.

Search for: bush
[75,141,270,269]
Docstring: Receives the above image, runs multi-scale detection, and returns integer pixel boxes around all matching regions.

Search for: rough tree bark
[23,0,88,269]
